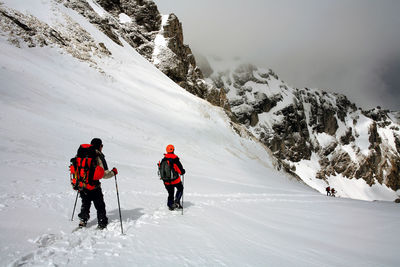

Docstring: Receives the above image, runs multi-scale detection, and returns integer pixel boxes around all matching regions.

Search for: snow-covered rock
[203,56,400,201]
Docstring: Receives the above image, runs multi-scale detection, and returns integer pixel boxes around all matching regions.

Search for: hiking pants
[164,182,183,208]
[78,187,108,226]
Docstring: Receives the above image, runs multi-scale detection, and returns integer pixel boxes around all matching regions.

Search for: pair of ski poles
[71,174,124,235]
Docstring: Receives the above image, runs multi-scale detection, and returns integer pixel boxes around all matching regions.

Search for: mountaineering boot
[97,224,107,230]
[78,220,87,228]
[174,202,183,209]
[97,217,108,230]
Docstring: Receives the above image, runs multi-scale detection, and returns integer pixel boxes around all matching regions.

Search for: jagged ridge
[203,57,400,198]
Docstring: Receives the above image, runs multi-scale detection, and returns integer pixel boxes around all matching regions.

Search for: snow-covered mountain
[58,0,400,201]
[202,56,400,201]
[0,1,399,266]
[56,0,225,106]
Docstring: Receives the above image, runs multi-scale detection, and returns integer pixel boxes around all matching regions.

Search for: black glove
[112,167,118,175]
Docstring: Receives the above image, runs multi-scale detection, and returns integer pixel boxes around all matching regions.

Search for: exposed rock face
[203,58,400,196]
[70,0,228,109]
[153,14,204,96]
[0,4,111,72]
[1,0,228,108]
[268,103,311,162]
[96,0,161,31]
[151,13,227,107]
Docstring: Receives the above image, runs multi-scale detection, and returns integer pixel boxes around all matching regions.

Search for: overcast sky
[153,0,400,111]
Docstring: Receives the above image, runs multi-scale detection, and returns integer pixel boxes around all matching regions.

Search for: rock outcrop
[203,57,400,197]
[0,3,111,72]
[0,0,228,109]
[64,0,228,109]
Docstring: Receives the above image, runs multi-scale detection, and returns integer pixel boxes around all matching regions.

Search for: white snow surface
[152,14,169,65]
[119,13,132,24]
[87,0,106,18]
[0,1,399,266]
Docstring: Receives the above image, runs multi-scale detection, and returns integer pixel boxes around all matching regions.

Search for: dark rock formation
[204,58,400,193]
[0,4,111,67]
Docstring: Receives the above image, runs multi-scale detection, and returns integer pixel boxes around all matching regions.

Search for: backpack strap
[98,152,108,170]
[87,156,96,186]
[166,157,179,181]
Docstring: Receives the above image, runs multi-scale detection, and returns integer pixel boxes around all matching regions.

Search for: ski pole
[71,190,79,221]
[114,174,124,234]
[181,174,184,215]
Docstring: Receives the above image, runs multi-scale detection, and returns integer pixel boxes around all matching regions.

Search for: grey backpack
[158,158,179,181]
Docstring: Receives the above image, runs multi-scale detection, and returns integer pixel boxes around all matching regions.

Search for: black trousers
[164,182,183,208]
[78,187,108,226]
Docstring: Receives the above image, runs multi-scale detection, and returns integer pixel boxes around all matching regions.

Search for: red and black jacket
[163,153,185,185]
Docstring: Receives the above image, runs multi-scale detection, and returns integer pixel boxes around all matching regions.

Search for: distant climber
[157,144,185,210]
[326,186,331,196]
[331,188,336,197]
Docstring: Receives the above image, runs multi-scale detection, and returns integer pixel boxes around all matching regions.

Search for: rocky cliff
[0,0,227,107]
[87,0,228,108]
[202,57,400,199]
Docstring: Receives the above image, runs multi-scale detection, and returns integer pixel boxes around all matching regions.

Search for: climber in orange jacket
[158,144,185,210]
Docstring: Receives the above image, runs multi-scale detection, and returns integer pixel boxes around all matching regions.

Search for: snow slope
[0,1,399,266]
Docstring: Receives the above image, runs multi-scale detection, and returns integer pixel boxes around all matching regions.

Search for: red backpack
[69,144,104,191]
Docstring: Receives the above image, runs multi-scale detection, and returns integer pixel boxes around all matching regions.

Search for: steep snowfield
[0,1,399,266]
